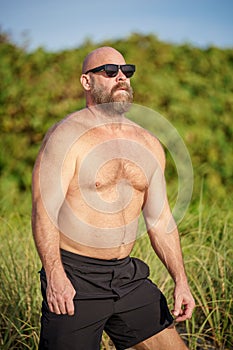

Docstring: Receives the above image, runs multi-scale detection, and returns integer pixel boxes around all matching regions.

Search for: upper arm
[32,122,77,225]
[142,137,175,234]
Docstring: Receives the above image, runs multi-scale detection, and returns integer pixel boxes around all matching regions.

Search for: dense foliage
[0,31,232,206]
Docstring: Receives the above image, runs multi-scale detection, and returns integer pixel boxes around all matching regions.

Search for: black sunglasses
[85,64,136,78]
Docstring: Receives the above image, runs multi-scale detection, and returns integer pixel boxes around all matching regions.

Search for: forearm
[32,200,65,277]
[148,226,188,285]
[32,200,76,315]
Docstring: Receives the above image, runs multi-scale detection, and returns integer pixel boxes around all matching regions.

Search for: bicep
[143,166,168,230]
[142,161,176,235]
[32,127,76,224]
[142,135,177,234]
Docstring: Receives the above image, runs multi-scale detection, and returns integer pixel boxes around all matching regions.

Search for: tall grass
[132,202,233,350]
[0,193,232,349]
[181,205,233,349]
[0,205,40,349]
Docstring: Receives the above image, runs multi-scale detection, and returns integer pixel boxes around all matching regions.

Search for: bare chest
[97,158,148,192]
[78,157,148,193]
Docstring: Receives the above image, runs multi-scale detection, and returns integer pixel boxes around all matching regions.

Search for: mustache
[111,82,133,95]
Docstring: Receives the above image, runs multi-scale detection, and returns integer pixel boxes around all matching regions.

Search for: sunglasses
[85,64,136,78]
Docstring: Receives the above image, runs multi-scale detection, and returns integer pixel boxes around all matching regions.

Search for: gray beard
[90,79,133,115]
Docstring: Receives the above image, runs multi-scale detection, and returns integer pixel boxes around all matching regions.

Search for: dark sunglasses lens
[121,65,135,78]
[105,64,118,77]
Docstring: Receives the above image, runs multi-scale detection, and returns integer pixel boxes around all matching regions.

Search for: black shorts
[39,249,173,350]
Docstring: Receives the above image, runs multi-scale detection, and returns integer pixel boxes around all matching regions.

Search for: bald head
[82,47,126,74]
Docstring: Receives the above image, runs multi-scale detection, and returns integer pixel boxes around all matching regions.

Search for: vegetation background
[0,31,232,349]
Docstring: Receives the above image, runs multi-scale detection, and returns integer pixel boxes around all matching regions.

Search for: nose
[116,67,127,81]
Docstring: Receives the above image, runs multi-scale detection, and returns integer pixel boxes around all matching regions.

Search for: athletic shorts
[39,249,173,350]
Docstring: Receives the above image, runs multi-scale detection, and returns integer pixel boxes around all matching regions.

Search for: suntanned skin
[32,47,195,349]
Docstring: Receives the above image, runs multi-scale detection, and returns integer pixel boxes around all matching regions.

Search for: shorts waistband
[60,248,130,267]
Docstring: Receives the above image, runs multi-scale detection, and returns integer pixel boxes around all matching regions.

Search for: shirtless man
[32,46,195,350]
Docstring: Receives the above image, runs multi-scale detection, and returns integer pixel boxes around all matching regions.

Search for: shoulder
[142,127,166,171]
[40,108,92,152]
[33,109,88,171]
[124,118,166,170]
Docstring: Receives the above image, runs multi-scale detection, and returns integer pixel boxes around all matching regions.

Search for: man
[32,46,195,350]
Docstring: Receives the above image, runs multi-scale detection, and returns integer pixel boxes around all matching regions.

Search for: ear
[80,74,91,91]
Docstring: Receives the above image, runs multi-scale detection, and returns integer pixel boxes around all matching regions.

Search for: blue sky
[1,0,233,51]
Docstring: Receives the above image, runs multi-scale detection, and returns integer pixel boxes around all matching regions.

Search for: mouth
[119,87,128,91]
[112,83,130,93]
[115,86,129,93]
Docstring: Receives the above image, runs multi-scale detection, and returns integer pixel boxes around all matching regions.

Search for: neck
[87,103,125,122]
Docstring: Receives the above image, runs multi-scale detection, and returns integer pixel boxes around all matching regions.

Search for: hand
[172,283,195,322]
[46,268,76,315]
